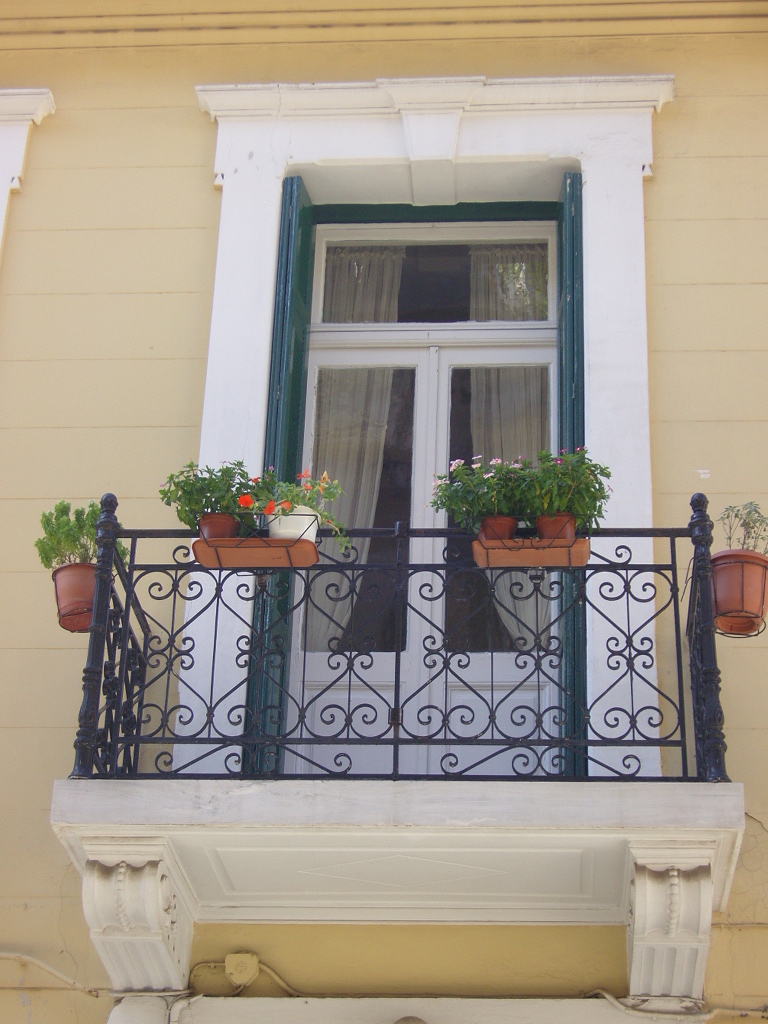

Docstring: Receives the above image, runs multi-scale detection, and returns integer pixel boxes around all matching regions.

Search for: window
[304,221,559,653]
[261,184,583,775]
[264,181,583,488]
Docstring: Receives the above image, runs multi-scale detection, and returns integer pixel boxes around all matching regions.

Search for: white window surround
[196,74,673,529]
[0,89,55,266]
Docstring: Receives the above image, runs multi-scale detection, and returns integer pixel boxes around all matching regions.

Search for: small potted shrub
[529,448,611,541]
[35,500,128,632]
[430,457,535,538]
[239,468,350,551]
[159,460,255,539]
[712,502,768,636]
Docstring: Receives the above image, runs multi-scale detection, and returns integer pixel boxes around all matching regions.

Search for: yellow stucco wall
[0,14,766,1022]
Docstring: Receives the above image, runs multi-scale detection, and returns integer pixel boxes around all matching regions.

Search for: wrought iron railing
[70,494,728,781]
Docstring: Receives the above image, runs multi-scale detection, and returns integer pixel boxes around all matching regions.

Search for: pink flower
[484,472,494,479]
[449,459,464,470]
[555,458,564,465]
[490,458,502,465]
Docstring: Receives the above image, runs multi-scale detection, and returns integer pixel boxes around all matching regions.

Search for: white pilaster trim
[627,843,715,1003]
[82,851,194,992]
[0,89,54,265]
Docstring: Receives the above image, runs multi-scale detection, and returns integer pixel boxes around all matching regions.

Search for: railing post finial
[71,493,120,778]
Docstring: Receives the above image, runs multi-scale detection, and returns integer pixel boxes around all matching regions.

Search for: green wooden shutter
[264,176,316,478]
[558,172,584,453]
[253,176,315,775]
[558,171,587,776]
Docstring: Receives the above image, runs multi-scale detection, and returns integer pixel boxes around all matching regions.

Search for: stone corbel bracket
[81,849,194,992]
[627,843,717,1009]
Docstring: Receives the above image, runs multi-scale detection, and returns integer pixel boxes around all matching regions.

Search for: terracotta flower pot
[711,549,768,636]
[479,515,518,541]
[199,513,240,540]
[52,562,97,633]
[536,513,577,542]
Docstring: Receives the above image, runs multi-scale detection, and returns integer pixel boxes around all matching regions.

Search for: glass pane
[322,242,548,323]
[306,367,415,653]
[446,365,550,653]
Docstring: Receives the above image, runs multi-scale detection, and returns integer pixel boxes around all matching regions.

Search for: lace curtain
[307,246,406,649]
[323,246,405,323]
[306,367,394,651]
[469,244,548,322]
[469,365,551,648]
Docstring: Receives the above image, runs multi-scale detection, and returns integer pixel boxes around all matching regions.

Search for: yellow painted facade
[0,6,766,1023]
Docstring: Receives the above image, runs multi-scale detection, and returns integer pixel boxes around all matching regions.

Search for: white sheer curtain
[307,366,393,651]
[470,244,548,321]
[469,365,550,648]
[323,246,405,323]
[308,246,406,649]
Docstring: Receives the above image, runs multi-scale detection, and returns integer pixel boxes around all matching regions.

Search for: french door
[278,333,558,776]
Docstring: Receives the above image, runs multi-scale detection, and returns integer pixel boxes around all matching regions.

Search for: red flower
[250,476,260,483]
[263,499,276,515]
[238,494,255,508]
[297,469,311,479]
[280,500,292,511]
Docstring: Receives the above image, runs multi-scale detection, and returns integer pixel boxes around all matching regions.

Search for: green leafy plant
[718,502,768,554]
[430,457,536,533]
[159,461,255,530]
[529,448,612,530]
[238,468,350,551]
[35,500,129,569]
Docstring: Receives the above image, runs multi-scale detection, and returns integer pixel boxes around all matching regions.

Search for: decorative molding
[0,7,762,49]
[82,856,193,992]
[170,995,652,1024]
[197,75,674,122]
[0,88,55,125]
[627,844,715,1004]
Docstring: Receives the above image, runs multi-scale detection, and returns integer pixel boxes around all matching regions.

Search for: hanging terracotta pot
[199,513,240,540]
[267,505,320,545]
[52,563,97,633]
[536,513,577,542]
[711,549,768,636]
[479,515,518,542]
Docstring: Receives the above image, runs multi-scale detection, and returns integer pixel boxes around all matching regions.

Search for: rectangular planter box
[472,537,591,568]
[192,537,319,569]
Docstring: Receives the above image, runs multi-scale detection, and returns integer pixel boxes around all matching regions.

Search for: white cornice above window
[0,87,55,124]
[197,74,674,121]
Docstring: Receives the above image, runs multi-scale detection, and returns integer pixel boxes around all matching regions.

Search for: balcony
[50,494,745,1004]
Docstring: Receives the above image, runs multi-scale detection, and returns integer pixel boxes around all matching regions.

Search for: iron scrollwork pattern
[70,495,727,782]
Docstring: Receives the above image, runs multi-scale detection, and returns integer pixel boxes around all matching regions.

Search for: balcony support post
[71,493,120,779]
[688,493,729,782]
